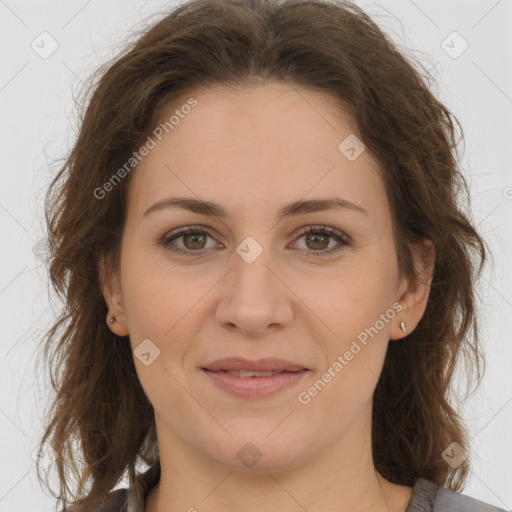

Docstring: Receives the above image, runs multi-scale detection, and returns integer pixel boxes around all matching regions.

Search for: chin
[204,426,311,473]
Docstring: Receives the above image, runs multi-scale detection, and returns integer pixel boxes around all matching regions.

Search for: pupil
[185,233,205,249]
[307,233,328,250]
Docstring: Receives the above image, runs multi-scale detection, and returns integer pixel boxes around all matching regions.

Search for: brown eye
[304,232,330,251]
[161,224,349,257]
[292,225,349,257]
[182,232,207,250]
[162,227,217,255]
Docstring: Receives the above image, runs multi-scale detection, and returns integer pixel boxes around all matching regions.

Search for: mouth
[203,369,301,377]
[202,356,308,373]
[201,358,309,399]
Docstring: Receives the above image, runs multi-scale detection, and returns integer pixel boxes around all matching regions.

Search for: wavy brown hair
[36,0,487,508]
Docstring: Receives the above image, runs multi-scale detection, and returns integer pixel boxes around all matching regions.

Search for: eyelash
[161,224,349,257]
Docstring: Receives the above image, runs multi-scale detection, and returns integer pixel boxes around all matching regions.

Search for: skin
[101,81,435,512]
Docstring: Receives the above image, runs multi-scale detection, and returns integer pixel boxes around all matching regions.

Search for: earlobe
[106,311,129,337]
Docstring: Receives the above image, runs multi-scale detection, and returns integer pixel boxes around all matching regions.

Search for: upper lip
[202,357,308,372]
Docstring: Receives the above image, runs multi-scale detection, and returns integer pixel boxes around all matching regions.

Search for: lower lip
[202,369,309,399]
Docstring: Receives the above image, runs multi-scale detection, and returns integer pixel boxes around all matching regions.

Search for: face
[102,81,433,474]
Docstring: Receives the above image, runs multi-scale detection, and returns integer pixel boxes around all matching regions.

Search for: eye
[161,224,349,257]
[290,225,349,257]
[161,225,219,255]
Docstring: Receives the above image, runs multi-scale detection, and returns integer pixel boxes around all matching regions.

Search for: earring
[109,315,116,324]
[400,321,407,333]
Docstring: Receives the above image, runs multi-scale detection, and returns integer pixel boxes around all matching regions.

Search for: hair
[36,0,487,508]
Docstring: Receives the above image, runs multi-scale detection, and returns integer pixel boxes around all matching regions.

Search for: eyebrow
[142,196,368,219]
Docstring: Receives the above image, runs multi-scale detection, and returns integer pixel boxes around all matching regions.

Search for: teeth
[224,370,280,377]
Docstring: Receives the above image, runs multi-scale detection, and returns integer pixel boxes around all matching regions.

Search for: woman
[36,0,507,511]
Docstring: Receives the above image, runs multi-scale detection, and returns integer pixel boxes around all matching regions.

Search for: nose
[215,239,294,337]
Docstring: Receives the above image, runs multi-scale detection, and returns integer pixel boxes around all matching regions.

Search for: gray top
[65,464,509,512]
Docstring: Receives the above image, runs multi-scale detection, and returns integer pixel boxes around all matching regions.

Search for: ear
[390,237,435,340]
[99,253,129,337]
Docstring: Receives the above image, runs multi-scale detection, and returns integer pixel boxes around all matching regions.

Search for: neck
[144,409,413,512]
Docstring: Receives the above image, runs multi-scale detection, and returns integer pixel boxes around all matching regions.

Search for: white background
[0,0,511,510]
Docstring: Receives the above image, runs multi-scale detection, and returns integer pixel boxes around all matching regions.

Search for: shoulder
[408,478,510,512]
[63,488,129,512]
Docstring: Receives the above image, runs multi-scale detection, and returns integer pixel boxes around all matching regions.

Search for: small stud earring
[109,316,115,324]
[400,321,407,333]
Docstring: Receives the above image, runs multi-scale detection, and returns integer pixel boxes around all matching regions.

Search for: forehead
[126,82,385,222]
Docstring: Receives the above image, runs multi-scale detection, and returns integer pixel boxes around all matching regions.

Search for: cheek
[295,271,395,429]
[120,247,207,337]
[119,259,200,405]
[298,253,398,406]
[119,252,218,396]
[308,255,397,339]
